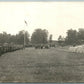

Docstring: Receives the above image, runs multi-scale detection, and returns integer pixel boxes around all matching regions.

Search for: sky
[0,2,84,40]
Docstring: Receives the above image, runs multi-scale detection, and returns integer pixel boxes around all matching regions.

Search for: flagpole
[23,30,25,49]
[23,20,27,49]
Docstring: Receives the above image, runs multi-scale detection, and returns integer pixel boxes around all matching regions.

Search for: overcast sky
[0,2,84,40]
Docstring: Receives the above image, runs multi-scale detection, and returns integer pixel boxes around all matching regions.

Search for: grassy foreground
[0,47,84,82]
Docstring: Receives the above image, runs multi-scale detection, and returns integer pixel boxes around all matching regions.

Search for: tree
[49,34,53,43]
[31,29,48,44]
[58,35,65,46]
[25,31,30,45]
[77,28,84,44]
[65,29,78,45]
[0,32,11,43]
[78,28,84,39]
[16,30,30,45]
[58,35,63,41]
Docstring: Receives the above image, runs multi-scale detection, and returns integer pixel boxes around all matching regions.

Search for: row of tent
[0,44,24,56]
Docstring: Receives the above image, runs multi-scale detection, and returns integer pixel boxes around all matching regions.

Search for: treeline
[0,30,30,46]
[1,28,84,48]
[0,28,52,49]
[58,28,84,46]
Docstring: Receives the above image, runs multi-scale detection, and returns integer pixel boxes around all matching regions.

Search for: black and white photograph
[0,1,84,82]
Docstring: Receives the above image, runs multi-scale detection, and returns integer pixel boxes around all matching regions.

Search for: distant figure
[45,44,50,49]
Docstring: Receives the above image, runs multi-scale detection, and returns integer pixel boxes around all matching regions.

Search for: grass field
[0,47,84,82]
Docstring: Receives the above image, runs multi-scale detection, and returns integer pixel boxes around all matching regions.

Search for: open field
[0,47,84,82]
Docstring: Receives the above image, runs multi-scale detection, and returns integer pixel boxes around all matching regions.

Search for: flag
[24,20,27,26]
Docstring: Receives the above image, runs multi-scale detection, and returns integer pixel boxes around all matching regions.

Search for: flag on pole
[24,20,27,26]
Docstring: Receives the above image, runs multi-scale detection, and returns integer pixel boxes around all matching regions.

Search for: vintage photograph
[0,1,84,82]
